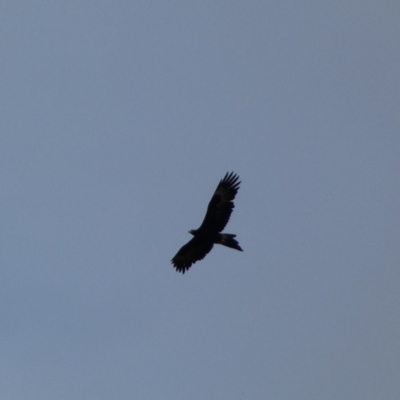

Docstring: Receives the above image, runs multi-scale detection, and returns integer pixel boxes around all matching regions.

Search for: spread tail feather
[218,233,243,251]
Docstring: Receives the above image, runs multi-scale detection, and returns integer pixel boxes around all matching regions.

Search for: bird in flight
[171,172,242,273]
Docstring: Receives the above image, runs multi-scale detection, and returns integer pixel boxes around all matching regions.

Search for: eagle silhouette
[171,172,242,273]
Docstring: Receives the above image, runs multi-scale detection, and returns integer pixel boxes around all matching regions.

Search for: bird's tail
[218,233,243,251]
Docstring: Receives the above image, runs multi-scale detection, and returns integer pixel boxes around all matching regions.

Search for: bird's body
[171,172,242,273]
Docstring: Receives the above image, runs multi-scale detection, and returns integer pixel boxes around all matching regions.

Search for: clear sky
[1,1,399,399]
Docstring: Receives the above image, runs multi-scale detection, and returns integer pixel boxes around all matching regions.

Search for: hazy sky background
[1,1,399,399]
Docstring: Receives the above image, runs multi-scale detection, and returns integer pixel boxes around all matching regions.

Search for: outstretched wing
[171,237,214,274]
[198,172,241,233]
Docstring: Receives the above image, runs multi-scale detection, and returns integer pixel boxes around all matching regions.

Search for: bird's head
[189,229,196,236]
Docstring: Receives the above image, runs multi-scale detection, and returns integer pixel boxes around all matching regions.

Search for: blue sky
[1,1,399,399]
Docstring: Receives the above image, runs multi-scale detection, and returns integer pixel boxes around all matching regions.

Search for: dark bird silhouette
[171,172,242,273]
